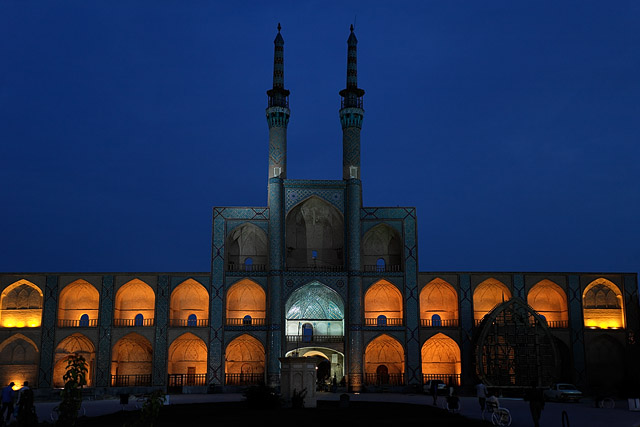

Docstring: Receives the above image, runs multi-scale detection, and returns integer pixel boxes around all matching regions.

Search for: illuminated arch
[527,280,568,327]
[0,334,39,387]
[0,280,43,328]
[170,279,209,327]
[53,333,96,387]
[421,333,461,383]
[225,334,265,384]
[58,280,100,327]
[473,278,511,323]
[168,333,207,376]
[365,280,403,325]
[420,278,458,326]
[582,278,624,329]
[226,279,266,323]
[364,334,405,385]
[362,224,402,271]
[111,333,153,379]
[114,279,155,325]
[285,196,344,269]
[226,223,268,271]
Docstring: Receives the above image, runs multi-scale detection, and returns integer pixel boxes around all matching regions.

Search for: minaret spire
[266,22,290,179]
[339,24,365,180]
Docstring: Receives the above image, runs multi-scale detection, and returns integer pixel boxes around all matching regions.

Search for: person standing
[526,383,545,427]
[476,381,488,412]
[0,382,15,424]
[430,381,439,405]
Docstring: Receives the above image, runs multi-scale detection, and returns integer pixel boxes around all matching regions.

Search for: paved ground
[29,392,640,426]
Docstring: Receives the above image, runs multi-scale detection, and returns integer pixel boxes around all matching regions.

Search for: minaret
[341,25,365,392]
[339,24,365,180]
[267,23,290,179]
[266,23,288,387]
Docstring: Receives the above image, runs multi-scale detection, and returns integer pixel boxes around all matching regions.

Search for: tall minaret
[339,24,365,180]
[267,23,290,179]
[266,23,288,388]
[341,25,365,393]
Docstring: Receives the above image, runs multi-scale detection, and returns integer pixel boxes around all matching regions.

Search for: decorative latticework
[475,298,558,387]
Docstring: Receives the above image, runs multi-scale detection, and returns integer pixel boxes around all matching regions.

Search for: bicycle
[483,400,512,426]
[50,402,86,422]
[596,396,615,409]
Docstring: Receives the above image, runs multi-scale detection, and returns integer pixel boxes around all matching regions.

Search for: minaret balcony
[420,318,459,328]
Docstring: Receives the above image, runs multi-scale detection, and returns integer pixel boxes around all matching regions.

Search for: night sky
[1,1,638,279]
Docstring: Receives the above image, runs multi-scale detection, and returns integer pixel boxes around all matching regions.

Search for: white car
[544,383,583,402]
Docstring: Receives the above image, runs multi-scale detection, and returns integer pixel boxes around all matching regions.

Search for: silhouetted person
[526,382,545,427]
[476,381,488,412]
[430,381,438,405]
[0,382,15,424]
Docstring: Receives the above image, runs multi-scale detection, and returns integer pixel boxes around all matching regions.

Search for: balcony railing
[286,266,344,272]
[546,320,569,329]
[364,373,404,386]
[423,373,461,386]
[420,319,459,328]
[364,317,404,327]
[285,335,343,344]
[110,374,152,387]
[226,318,267,326]
[363,265,402,273]
[57,319,98,328]
[169,318,209,327]
[168,374,207,387]
[113,318,155,327]
[227,264,266,273]
[225,373,264,386]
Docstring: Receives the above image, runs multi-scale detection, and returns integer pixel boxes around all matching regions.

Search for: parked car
[544,383,583,402]
[424,380,448,395]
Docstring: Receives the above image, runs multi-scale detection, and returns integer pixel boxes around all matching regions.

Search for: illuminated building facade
[0,26,638,395]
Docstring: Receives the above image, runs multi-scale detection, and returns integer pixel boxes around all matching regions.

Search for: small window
[311,250,318,260]
[377,315,387,326]
[79,314,89,327]
[244,257,253,271]
[134,313,144,326]
[376,258,386,272]
[431,314,441,327]
[187,314,197,327]
[243,315,252,325]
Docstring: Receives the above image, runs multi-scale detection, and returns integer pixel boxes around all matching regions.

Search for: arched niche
[364,334,405,385]
[582,278,625,329]
[473,278,511,324]
[170,279,209,327]
[53,333,96,387]
[421,333,461,384]
[0,334,39,387]
[364,280,403,326]
[226,223,268,272]
[362,224,402,272]
[225,334,265,385]
[586,334,625,392]
[110,333,153,386]
[527,280,568,328]
[285,197,344,270]
[168,333,207,377]
[226,279,266,325]
[420,278,458,327]
[285,281,345,338]
[0,280,43,328]
[114,279,155,327]
[58,280,100,327]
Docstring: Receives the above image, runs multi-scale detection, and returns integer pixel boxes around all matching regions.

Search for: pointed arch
[58,279,100,327]
[0,280,43,328]
[285,281,345,338]
[0,334,39,387]
[285,196,344,270]
[226,279,266,325]
[226,223,268,272]
[114,279,155,327]
[582,278,625,329]
[168,333,207,380]
[421,333,461,385]
[527,279,568,328]
[110,333,153,386]
[53,333,96,387]
[362,223,402,272]
[170,279,209,327]
[364,334,405,385]
[225,334,265,385]
[364,280,403,326]
[473,278,511,323]
[420,278,458,327]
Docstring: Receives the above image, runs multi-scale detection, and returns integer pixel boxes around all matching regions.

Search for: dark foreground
[50,400,487,427]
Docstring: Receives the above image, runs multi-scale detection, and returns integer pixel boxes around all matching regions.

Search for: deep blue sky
[1,1,638,277]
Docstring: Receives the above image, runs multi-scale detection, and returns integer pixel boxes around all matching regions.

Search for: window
[79,314,89,327]
[376,258,386,272]
[134,313,144,326]
[243,315,252,326]
[431,314,441,327]
[377,315,387,326]
[187,314,197,327]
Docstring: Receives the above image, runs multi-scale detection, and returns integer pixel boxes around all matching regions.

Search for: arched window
[242,315,252,325]
[582,278,625,329]
[431,314,442,327]
[79,314,90,327]
[302,323,313,342]
[377,315,387,326]
[187,314,197,327]
[244,257,253,271]
[376,258,386,272]
[134,314,144,326]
